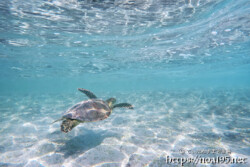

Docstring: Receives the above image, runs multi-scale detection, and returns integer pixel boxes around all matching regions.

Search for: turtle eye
[65,113,72,118]
[111,98,116,103]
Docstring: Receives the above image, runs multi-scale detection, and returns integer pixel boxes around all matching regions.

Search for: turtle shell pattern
[63,99,111,122]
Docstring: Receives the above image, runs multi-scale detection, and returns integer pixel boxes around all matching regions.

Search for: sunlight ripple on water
[0,0,249,166]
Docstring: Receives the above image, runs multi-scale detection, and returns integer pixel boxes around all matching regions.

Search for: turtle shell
[62,99,111,122]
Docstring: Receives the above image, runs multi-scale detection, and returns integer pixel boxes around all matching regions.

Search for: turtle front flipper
[61,119,80,133]
[112,103,134,109]
[78,88,97,99]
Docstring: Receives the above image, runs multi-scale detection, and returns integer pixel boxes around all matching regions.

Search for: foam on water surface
[0,90,249,166]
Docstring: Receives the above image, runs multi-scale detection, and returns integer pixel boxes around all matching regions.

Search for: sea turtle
[52,88,133,133]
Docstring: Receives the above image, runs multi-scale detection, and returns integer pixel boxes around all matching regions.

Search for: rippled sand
[0,89,249,167]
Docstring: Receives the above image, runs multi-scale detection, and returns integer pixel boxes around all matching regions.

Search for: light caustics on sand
[0,91,250,166]
[0,0,249,166]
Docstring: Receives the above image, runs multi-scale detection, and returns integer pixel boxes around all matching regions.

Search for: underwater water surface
[0,0,250,166]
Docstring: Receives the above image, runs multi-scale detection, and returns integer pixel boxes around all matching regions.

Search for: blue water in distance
[0,0,249,166]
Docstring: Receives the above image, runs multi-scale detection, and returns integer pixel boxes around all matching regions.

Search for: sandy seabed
[0,90,249,167]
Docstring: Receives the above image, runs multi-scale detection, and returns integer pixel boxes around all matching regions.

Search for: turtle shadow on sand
[56,128,121,158]
[51,88,132,158]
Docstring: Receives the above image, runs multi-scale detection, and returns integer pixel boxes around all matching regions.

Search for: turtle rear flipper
[78,88,97,99]
[61,119,80,133]
[112,103,134,109]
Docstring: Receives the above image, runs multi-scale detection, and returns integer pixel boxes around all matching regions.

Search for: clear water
[0,0,249,166]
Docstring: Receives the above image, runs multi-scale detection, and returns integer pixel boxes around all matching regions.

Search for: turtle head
[106,98,116,108]
[61,119,80,133]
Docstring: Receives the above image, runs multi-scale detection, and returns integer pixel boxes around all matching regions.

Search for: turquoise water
[0,0,250,166]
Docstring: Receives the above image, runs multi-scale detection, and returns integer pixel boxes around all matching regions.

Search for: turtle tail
[51,118,64,124]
